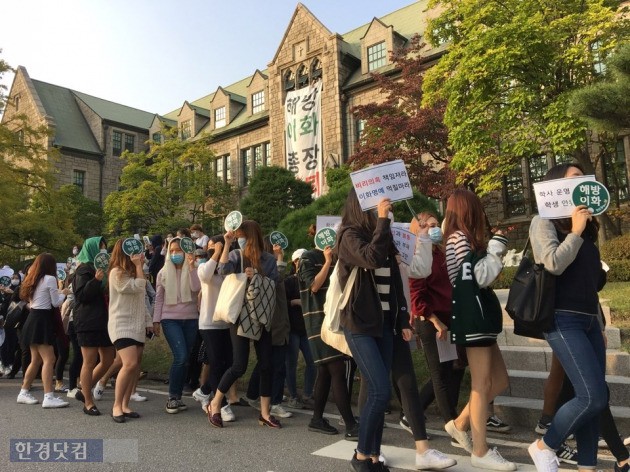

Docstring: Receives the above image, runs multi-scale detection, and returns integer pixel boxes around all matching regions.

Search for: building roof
[31,79,102,155]
[72,90,156,129]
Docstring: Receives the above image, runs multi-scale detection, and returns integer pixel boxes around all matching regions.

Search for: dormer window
[311,58,322,81]
[252,90,265,114]
[297,64,309,89]
[215,107,226,128]
[181,120,192,139]
[284,70,295,91]
[367,41,387,71]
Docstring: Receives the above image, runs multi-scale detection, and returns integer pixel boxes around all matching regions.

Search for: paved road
[0,377,616,471]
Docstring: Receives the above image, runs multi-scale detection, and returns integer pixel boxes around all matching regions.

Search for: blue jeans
[344,319,393,457]
[285,332,316,399]
[161,319,198,399]
[543,312,607,467]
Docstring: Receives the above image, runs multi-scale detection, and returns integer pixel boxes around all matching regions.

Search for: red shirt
[409,247,452,326]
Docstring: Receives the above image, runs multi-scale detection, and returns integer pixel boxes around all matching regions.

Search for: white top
[108,268,152,343]
[196,234,210,250]
[408,236,434,279]
[31,275,66,309]
[197,259,228,330]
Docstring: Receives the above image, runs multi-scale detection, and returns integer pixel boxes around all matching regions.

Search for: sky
[0,0,415,115]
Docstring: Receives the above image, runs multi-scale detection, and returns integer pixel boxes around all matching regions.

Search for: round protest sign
[94,252,110,271]
[0,276,11,287]
[122,238,144,256]
[57,268,67,282]
[572,181,610,216]
[180,237,196,254]
[269,231,289,250]
[314,227,337,251]
[224,211,243,232]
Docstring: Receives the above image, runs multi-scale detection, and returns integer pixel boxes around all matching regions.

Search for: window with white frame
[215,107,226,128]
[252,91,265,114]
[367,41,387,71]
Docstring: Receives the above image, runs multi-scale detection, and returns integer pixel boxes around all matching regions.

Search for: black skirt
[21,309,56,346]
[77,330,113,348]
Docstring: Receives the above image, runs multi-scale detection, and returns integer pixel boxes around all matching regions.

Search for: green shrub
[492,266,517,289]
[601,234,630,261]
[607,260,630,282]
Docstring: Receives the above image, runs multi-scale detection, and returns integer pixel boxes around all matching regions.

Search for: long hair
[443,189,487,251]
[544,163,600,240]
[239,220,265,275]
[20,253,57,301]
[341,188,377,235]
[108,239,136,279]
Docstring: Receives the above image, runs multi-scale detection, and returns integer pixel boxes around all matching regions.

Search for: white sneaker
[17,391,39,405]
[67,388,79,399]
[624,436,630,447]
[379,452,387,465]
[130,392,147,402]
[221,404,236,422]
[192,388,210,412]
[92,382,104,400]
[42,396,69,409]
[471,448,516,471]
[270,404,293,418]
[445,420,473,453]
[416,449,457,470]
[528,441,559,472]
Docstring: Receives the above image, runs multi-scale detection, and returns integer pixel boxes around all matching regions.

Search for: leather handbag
[213,250,248,324]
[5,300,28,329]
[505,239,556,339]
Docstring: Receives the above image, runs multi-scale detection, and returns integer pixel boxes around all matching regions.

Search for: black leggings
[217,324,272,397]
[198,329,232,396]
[313,358,357,427]
[54,337,70,382]
[67,321,83,390]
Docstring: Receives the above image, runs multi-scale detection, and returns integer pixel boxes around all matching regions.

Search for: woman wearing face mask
[208,220,280,429]
[409,212,466,433]
[73,236,115,416]
[192,235,239,421]
[152,237,201,414]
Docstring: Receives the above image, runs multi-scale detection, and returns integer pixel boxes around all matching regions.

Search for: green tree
[57,184,104,239]
[239,166,313,235]
[423,0,630,195]
[104,132,237,237]
[1,53,80,262]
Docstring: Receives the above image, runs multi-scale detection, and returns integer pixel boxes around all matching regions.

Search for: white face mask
[72,248,79,256]
[11,279,19,286]
[192,231,199,239]
[100,249,108,254]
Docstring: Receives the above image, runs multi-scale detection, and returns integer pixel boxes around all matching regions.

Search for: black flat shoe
[83,405,101,416]
[111,414,126,423]
[123,411,140,419]
[75,390,85,403]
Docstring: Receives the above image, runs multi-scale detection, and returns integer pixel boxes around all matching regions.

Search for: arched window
[297,64,309,89]
[311,58,322,81]
[284,69,295,91]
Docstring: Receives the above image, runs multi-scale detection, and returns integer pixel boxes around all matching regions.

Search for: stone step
[499,345,630,376]
[493,395,630,433]
[505,370,630,407]
[497,325,621,350]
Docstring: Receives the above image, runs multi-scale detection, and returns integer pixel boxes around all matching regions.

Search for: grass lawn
[599,281,630,353]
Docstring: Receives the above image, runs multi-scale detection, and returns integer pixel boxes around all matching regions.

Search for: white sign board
[285,81,323,197]
[391,226,416,266]
[533,175,610,219]
[316,215,342,233]
[350,160,413,210]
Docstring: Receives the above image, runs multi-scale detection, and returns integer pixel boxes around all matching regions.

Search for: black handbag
[505,238,556,339]
[5,300,29,329]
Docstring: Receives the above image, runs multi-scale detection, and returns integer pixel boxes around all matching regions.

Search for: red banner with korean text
[285,81,323,197]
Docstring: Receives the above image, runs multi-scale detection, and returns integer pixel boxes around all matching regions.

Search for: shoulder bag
[213,250,248,324]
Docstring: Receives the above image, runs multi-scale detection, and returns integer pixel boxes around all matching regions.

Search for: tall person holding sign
[336,190,415,472]
[528,164,608,472]
[153,237,201,414]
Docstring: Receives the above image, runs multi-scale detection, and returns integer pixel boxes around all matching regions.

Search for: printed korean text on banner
[350,160,413,211]
[285,81,323,197]
[533,175,610,219]
[314,228,337,251]
[315,215,342,233]
[391,224,417,266]
[179,237,196,254]
[269,231,289,250]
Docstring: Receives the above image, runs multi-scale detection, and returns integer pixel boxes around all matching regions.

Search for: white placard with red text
[350,160,413,211]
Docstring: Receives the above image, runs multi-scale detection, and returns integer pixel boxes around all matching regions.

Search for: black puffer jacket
[336,217,410,337]
[73,264,108,333]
